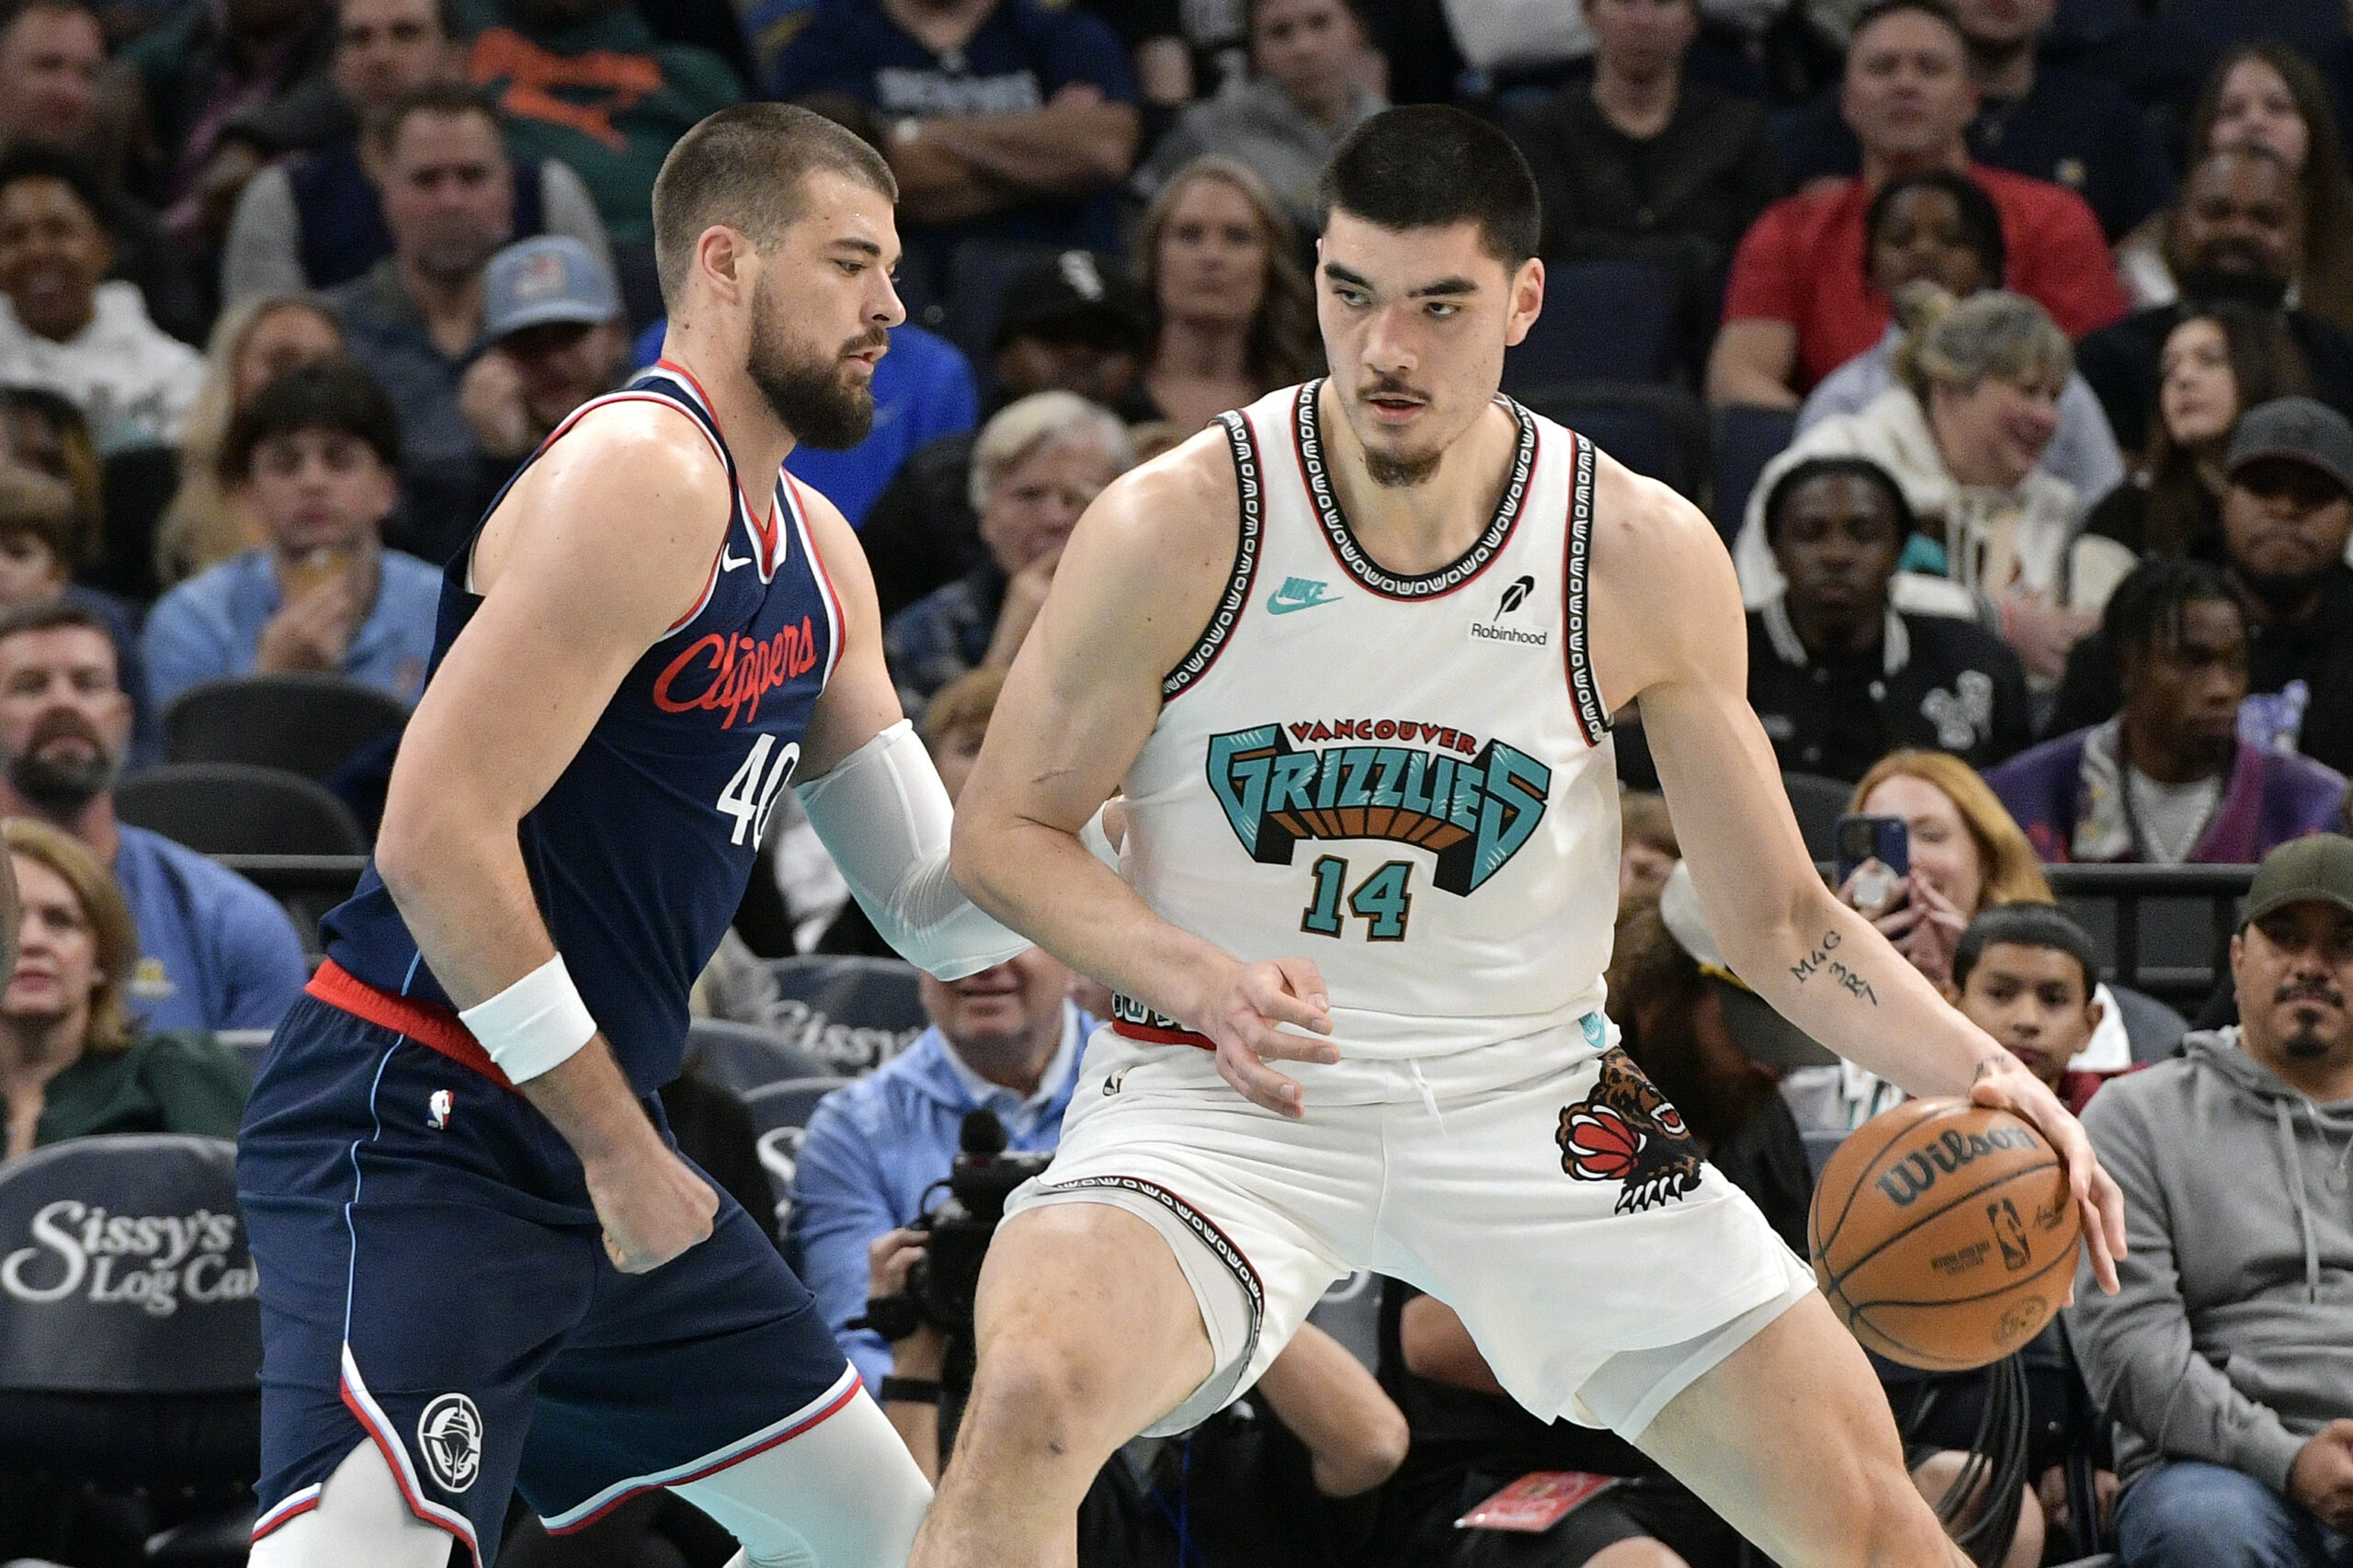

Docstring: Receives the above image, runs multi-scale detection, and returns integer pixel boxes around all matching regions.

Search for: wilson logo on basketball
[652,619,820,730]
[1872,1126,2041,1209]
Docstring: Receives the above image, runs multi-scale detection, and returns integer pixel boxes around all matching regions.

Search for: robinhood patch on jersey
[1205,722,1551,895]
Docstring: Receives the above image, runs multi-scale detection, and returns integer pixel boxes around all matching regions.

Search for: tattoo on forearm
[1790,930,1840,985]
[1826,960,1877,1006]
[1790,929,1876,1005]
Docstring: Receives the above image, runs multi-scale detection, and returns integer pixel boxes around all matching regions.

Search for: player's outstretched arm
[787,486,1029,981]
[950,433,1337,1116]
[1587,460,2126,1290]
[374,404,733,1273]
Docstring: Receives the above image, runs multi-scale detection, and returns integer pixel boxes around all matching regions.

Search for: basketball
[1808,1098,2083,1371]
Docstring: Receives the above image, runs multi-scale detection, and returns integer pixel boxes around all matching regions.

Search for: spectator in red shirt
[1707,0,2127,409]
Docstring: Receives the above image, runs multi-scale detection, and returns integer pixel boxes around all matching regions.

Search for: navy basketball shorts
[238,993,858,1566]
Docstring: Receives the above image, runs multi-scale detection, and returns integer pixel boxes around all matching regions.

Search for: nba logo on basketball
[1988,1197,2032,1271]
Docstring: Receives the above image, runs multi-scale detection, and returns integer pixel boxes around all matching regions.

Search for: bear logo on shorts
[1555,1051,1703,1214]
[417,1392,484,1494]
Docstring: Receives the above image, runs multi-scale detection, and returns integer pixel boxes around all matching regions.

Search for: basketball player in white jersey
[918,106,2129,1568]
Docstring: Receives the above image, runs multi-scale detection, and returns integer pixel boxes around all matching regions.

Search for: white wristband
[460,954,597,1084]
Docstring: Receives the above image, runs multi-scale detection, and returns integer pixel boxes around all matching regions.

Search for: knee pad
[676,1392,930,1568]
[247,1440,459,1568]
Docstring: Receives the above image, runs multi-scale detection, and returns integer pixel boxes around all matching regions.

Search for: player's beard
[1365,448,1444,488]
[746,276,879,450]
[1354,375,1446,487]
[8,710,119,813]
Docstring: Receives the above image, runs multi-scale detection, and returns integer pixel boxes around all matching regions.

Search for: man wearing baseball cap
[2068,832,2353,1568]
[858,250,1153,619]
[459,235,631,487]
[2052,395,2353,778]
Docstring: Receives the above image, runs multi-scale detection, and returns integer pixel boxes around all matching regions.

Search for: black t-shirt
[1746,607,2036,783]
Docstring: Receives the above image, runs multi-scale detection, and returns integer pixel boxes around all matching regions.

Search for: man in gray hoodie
[2070,833,2353,1567]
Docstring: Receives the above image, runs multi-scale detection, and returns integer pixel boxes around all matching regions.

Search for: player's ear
[2084,997,2105,1031]
[1504,256,1544,350]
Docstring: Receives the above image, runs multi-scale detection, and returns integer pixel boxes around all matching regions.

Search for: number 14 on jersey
[1302,857,1414,941]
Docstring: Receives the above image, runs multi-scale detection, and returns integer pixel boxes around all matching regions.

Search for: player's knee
[961,1330,1124,1454]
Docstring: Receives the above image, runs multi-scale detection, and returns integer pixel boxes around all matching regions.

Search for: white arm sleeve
[791,719,1031,979]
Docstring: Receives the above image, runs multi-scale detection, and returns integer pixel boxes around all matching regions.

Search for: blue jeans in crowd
[2117,1460,2353,1568]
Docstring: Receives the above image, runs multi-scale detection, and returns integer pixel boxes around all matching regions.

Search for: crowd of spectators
[0,0,2348,1563]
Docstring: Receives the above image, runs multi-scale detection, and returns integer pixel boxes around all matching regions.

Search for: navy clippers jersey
[322,363,843,1094]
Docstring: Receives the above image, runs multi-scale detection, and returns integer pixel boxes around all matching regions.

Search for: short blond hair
[6,817,140,1053]
[968,392,1134,514]
[1892,282,2073,399]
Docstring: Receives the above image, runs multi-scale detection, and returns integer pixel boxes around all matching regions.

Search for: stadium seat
[0,1135,260,1565]
[1515,384,1709,500]
[164,674,409,779]
[766,954,928,1075]
[1780,771,1854,862]
[93,446,178,603]
[1501,259,1677,392]
[744,1075,854,1140]
[115,763,367,856]
[684,1017,828,1097]
[1303,1269,1381,1372]
[1711,404,1798,546]
[2106,983,2190,1064]
[747,1076,854,1231]
[2159,0,2338,52]
[215,1028,272,1082]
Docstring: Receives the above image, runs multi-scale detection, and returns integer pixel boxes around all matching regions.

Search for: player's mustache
[28,710,102,751]
[1360,376,1431,403]
[2277,979,2346,1007]
[840,330,889,358]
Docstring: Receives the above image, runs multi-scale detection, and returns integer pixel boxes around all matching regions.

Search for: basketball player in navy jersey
[919,108,2131,1568]
[236,105,1028,1568]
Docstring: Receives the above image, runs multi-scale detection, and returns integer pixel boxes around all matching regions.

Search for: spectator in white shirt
[0,149,201,454]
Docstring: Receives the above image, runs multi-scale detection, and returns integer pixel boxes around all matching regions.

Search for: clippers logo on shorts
[1468,573,1549,648]
[1555,1051,1704,1213]
[417,1393,484,1494]
[1205,722,1551,895]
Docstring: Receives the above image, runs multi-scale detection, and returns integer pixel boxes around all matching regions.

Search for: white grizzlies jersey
[1114,380,1622,1062]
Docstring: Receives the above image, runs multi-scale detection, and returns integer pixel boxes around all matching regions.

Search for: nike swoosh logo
[720,547,753,573]
[1267,588,1337,614]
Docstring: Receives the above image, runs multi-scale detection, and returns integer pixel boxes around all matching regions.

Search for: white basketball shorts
[1004,1013,1815,1439]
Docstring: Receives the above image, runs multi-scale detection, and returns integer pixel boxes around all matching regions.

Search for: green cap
[2242,835,2353,927]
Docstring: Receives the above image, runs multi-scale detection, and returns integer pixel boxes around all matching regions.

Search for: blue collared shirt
[787,1003,1090,1388]
[112,824,310,1033]
[140,546,444,713]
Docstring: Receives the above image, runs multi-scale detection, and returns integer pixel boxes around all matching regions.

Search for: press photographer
[789,946,1090,1410]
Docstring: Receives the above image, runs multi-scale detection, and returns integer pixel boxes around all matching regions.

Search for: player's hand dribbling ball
[1808,1098,2082,1370]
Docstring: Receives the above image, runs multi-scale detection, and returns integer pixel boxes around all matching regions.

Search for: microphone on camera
[959,1108,1009,1158]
